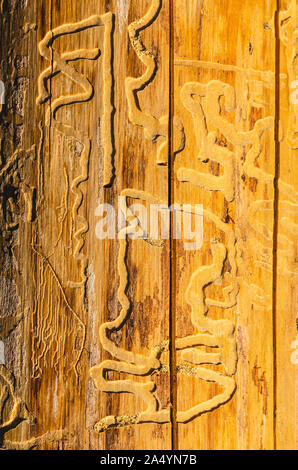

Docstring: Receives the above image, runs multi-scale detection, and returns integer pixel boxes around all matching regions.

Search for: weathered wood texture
[0,0,296,450]
[276,0,297,450]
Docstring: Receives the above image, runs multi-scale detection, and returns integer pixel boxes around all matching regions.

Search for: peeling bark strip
[0,0,296,450]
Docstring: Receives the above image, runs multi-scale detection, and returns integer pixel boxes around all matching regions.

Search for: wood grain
[0,0,296,450]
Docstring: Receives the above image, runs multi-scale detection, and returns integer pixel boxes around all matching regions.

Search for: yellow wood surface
[173,0,276,450]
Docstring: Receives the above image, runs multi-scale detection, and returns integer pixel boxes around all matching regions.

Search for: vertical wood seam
[273,0,281,451]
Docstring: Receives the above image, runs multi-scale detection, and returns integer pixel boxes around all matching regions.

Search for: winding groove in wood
[54,122,90,261]
[179,78,297,279]
[36,13,115,186]
[90,188,170,432]
[176,241,237,423]
[125,0,184,166]
[278,0,297,148]
[247,199,298,277]
[35,18,115,373]
[0,144,36,235]
[0,316,66,450]
[90,187,238,431]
